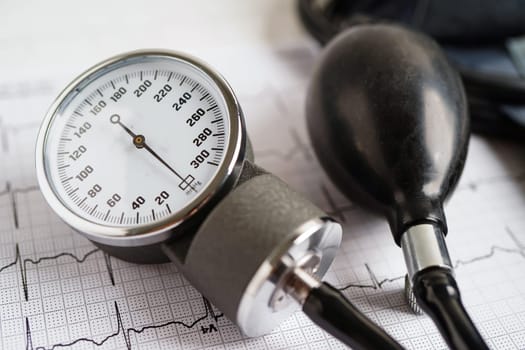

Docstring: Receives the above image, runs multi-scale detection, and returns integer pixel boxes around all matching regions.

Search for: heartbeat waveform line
[317,170,525,223]
[338,263,404,292]
[0,115,8,152]
[25,297,224,350]
[6,182,19,229]
[453,226,525,268]
[0,116,43,152]
[0,244,114,301]
[0,183,40,196]
[0,80,54,101]
[338,227,525,292]
[0,182,40,229]
[320,183,355,223]
[103,250,116,285]
[457,172,525,192]
[256,129,313,162]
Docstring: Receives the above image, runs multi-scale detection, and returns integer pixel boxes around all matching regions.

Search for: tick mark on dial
[68,187,79,196]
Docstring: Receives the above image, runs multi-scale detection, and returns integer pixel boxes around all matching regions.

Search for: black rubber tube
[303,282,404,350]
[413,268,489,350]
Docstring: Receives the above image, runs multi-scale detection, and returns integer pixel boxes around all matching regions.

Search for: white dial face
[41,53,233,229]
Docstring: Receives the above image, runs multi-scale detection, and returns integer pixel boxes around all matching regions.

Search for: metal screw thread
[404,274,423,314]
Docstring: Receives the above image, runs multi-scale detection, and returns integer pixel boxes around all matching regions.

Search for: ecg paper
[0,63,524,350]
[1,3,525,349]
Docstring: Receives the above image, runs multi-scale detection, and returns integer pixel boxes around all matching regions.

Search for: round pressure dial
[36,50,244,246]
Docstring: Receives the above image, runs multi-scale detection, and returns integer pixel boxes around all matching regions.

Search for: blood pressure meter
[35,50,402,349]
[36,50,245,253]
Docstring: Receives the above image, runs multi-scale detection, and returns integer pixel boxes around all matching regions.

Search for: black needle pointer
[110,114,197,192]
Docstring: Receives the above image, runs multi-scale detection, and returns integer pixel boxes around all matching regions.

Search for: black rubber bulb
[307,24,468,243]
[307,24,489,350]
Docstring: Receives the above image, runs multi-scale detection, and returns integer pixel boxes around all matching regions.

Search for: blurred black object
[306,24,489,349]
[298,0,525,142]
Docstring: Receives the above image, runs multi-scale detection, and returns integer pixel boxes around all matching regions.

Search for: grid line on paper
[0,79,524,350]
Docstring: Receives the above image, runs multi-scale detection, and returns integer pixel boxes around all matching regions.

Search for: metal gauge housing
[35,50,351,341]
[36,50,245,247]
